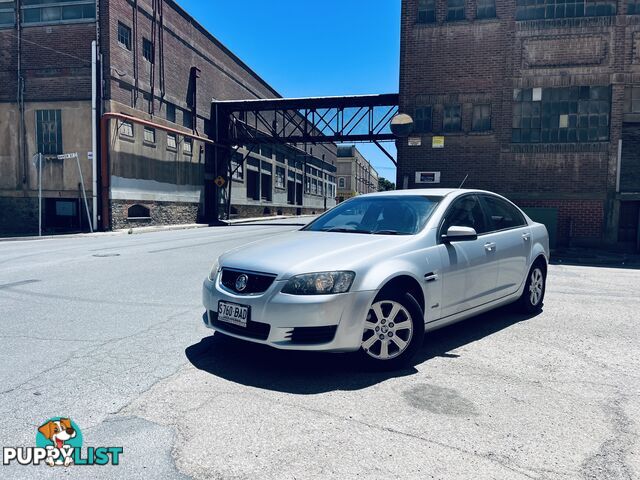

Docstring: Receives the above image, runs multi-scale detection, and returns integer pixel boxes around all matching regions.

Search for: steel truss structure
[204,93,400,224]
[214,93,399,145]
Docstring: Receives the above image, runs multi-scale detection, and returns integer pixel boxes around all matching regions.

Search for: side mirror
[441,226,478,243]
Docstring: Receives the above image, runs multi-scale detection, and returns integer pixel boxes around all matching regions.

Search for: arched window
[338,177,346,189]
[127,204,151,219]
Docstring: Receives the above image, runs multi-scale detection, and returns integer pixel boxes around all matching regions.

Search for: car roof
[358,189,494,199]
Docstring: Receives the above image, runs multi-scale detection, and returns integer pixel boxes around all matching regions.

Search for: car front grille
[209,310,270,341]
[285,325,338,345]
[220,268,277,295]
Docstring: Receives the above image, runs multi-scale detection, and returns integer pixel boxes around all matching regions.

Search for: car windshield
[303,195,442,235]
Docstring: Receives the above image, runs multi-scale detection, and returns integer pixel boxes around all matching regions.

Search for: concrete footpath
[0,215,315,242]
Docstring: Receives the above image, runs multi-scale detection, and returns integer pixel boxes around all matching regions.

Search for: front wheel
[518,262,546,313]
[359,292,425,370]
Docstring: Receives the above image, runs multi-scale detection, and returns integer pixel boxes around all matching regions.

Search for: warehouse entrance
[619,124,640,251]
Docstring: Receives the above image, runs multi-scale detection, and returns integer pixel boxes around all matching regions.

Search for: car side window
[482,196,527,231]
[441,195,488,235]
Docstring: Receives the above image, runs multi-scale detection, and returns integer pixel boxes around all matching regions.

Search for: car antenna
[458,174,469,189]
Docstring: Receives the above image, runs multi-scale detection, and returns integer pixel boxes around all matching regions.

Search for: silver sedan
[202,189,549,369]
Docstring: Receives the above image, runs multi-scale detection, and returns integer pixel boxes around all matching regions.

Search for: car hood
[218,230,412,279]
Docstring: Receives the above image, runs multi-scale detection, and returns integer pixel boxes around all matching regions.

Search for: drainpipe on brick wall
[91,41,98,231]
[616,139,622,193]
[16,0,26,185]
[99,112,216,231]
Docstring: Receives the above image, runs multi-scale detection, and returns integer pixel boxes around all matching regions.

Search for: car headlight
[208,259,220,281]
[281,271,355,295]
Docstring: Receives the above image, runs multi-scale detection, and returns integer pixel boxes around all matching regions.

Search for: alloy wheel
[529,268,544,306]
[362,300,414,360]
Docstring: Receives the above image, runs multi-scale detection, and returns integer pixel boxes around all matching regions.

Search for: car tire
[359,291,425,370]
[518,261,546,313]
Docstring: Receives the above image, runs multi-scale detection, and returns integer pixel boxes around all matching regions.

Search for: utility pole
[38,153,42,237]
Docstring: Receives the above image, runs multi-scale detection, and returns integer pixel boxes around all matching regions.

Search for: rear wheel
[519,262,546,313]
[359,292,424,370]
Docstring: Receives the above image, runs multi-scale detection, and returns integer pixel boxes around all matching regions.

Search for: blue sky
[177,0,401,181]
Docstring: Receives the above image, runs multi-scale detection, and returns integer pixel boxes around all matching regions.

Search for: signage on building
[408,137,422,147]
[415,171,441,184]
[432,136,445,149]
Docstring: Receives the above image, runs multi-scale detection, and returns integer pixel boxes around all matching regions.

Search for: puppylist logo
[3,418,123,467]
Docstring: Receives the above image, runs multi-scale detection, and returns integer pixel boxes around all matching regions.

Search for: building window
[167,133,177,150]
[447,0,465,21]
[231,154,244,181]
[476,0,496,18]
[183,139,193,155]
[260,144,273,159]
[338,177,346,189]
[247,170,260,200]
[418,0,436,22]
[414,106,433,133]
[118,22,132,50]
[183,110,193,129]
[0,0,15,27]
[512,86,611,143]
[36,110,63,155]
[142,38,154,63]
[143,127,155,144]
[515,0,616,20]
[128,204,150,219]
[21,0,95,25]
[119,120,134,138]
[630,0,640,14]
[443,105,462,132]
[624,86,640,113]
[275,166,286,189]
[261,162,272,201]
[472,104,491,131]
[165,103,176,123]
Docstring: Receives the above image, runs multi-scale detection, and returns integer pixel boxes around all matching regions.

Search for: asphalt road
[0,221,638,479]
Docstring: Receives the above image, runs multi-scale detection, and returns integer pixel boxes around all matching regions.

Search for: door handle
[522,233,531,241]
[484,242,496,252]
[424,272,439,282]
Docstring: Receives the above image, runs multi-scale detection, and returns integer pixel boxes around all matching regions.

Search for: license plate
[217,301,250,327]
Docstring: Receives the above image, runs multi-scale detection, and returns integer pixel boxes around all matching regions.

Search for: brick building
[0,0,337,235]
[398,0,640,250]
[335,145,379,203]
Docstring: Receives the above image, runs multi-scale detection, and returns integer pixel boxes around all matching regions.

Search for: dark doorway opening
[618,201,640,252]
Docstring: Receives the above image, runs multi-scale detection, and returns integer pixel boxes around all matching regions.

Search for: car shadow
[185,306,540,395]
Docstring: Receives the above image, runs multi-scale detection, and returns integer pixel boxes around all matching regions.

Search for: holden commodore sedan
[202,189,549,368]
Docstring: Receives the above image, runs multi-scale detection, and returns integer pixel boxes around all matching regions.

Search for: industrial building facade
[335,145,379,203]
[0,0,337,235]
[398,0,640,250]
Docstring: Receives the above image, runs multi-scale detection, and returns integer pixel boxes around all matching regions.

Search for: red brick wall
[0,23,95,103]
[398,0,640,246]
[517,198,604,241]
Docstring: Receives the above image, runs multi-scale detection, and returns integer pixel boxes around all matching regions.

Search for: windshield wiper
[320,227,372,234]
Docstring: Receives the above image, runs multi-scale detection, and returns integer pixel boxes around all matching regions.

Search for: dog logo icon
[36,418,82,467]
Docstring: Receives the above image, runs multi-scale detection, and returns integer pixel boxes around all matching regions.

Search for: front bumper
[201,275,375,352]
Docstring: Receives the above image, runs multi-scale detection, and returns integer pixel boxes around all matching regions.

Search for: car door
[479,194,531,298]
[437,194,499,318]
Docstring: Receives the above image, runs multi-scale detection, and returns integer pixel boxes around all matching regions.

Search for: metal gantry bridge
[205,93,400,223]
